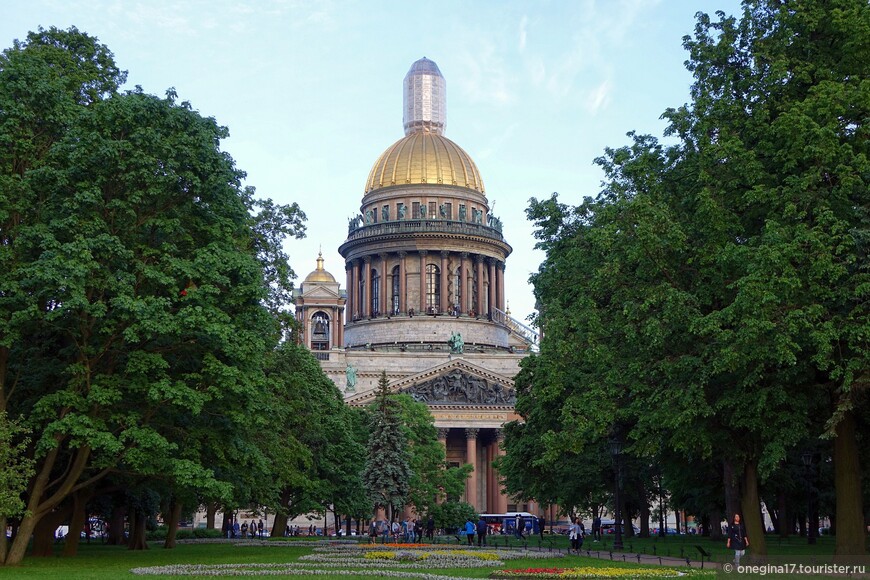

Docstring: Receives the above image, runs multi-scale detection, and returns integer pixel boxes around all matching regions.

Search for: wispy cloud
[518,15,528,52]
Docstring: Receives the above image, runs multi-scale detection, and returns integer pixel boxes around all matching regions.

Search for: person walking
[476,516,488,547]
[514,514,524,539]
[726,513,749,567]
[426,515,435,541]
[368,520,377,544]
[538,515,545,540]
[592,516,601,542]
[464,518,476,546]
[568,518,580,553]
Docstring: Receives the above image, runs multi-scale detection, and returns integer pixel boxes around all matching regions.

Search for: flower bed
[492,566,716,578]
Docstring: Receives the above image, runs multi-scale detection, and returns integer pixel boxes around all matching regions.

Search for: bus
[478,512,539,536]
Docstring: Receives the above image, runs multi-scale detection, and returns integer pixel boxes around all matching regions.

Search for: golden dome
[365,132,485,195]
[303,252,336,284]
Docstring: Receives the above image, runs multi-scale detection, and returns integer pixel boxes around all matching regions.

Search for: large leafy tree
[519,0,868,557]
[362,372,413,522]
[0,28,304,564]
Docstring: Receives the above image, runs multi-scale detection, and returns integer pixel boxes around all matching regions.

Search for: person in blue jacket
[464,518,476,546]
[476,516,488,546]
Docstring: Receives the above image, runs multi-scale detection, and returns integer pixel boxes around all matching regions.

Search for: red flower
[180,290,187,296]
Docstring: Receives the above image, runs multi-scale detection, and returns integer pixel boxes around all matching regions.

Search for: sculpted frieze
[400,370,515,406]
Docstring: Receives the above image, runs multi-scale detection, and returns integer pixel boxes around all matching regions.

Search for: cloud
[584,77,612,114]
[518,15,528,51]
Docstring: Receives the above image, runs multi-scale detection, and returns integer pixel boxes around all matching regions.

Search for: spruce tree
[362,371,413,523]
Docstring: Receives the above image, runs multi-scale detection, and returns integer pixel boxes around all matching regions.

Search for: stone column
[459,252,469,314]
[337,304,344,347]
[304,313,311,350]
[419,250,428,313]
[398,251,407,314]
[495,430,508,513]
[437,427,449,447]
[486,439,496,512]
[363,256,372,318]
[350,260,359,321]
[475,255,485,316]
[440,251,449,314]
[346,264,353,321]
[379,253,388,317]
[488,258,497,316]
[465,428,479,510]
[497,262,506,311]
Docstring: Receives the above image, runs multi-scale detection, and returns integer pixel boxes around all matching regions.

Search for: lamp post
[610,438,624,551]
[801,453,816,545]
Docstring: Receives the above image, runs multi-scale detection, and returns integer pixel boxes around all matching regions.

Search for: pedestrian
[464,518,476,546]
[538,515,545,540]
[401,518,409,543]
[580,520,586,537]
[476,516,488,547]
[726,513,749,567]
[592,515,601,542]
[391,519,400,542]
[426,515,435,541]
[232,519,240,539]
[241,520,249,539]
[569,518,580,553]
[368,520,377,544]
[514,514,523,539]
[414,518,423,543]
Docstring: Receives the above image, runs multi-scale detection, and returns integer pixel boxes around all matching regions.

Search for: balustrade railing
[491,307,539,351]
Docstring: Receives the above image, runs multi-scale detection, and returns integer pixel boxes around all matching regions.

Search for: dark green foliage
[515,0,869,557]
[362,372,412,521]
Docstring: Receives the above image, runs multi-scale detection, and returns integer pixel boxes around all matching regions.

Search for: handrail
[491,307,539,351]
[345,219,506,244]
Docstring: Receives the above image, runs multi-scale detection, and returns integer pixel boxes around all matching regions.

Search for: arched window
[311,311,330,350]
[426,264,440,313]
[391,265,400,315]
[371,268,380,317]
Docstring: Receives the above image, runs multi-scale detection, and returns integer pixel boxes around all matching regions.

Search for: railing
[491,307,539,351]
[313,352,330,361]
[344,219,506,244]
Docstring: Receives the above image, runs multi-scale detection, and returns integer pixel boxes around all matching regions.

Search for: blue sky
[4,0,741,325]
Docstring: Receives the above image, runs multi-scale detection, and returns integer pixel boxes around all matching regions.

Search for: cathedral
[294,57,541,516]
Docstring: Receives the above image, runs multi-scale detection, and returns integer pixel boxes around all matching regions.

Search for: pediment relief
[400,369,515,406]
[301,286,340,299]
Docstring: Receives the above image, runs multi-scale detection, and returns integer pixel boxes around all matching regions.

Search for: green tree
[0,28,303,564]
[394,394,470,516]
[363,372,413,522]
[522,0,869,557]
[0,412,34,561]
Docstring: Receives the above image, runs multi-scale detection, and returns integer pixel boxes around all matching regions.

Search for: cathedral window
[371,268,380,317]
[311,311,330,350]
[426,264,440,313]
[391,265,400,315]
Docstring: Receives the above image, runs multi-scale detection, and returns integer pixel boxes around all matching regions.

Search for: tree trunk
[206,504,216,530]
[834,410,866,556]
[127,510,148,551]
[106,504,126,546]
[674,510,681,535]
[272,512,289,538]
[3,512,38,565]
[163,500,182,549]
[639,502,650,538]
[740,459,767,556]
[0,517,7,563]
[723,459,740,521]
[709,508,723,540]
[63,491,89,557]
[777,490,788,538]
[798,514,806,537]
[30,514,59,558]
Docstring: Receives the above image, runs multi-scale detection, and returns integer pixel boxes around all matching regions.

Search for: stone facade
[297,57,539,515]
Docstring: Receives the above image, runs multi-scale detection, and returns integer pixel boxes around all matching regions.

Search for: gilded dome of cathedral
[303,252,336,284]
[364,132,485,194]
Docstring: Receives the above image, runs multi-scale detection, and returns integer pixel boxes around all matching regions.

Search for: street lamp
[801,452,816,545]
[609,438,624,551]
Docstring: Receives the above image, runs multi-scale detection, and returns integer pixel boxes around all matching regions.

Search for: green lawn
[0,534,847,579]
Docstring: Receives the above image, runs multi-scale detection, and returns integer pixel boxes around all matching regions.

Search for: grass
[0,534,848,579]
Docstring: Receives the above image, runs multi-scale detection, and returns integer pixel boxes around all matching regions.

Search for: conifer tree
[362,371,412,523]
